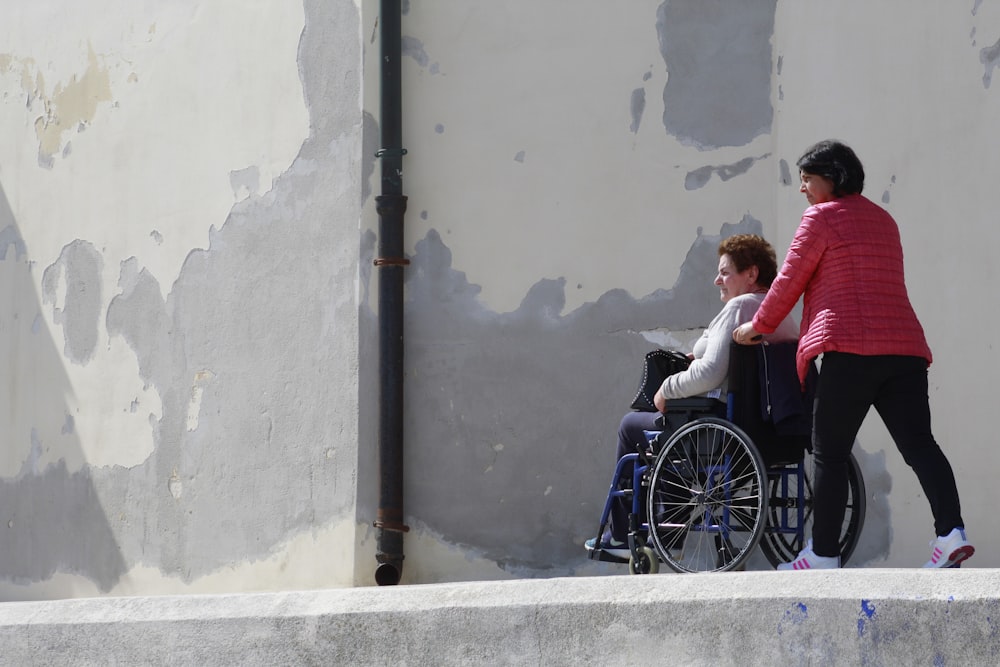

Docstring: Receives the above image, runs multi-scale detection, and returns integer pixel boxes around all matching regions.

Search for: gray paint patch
[41,240,103,366]
[0,226,27,261]
[846,447,892,565]
[685,154,769,190]
[402,217,769,570]
[362,111,378,204]
[37,151,54,170]
[229,166,260,200]
[630,87,646,134]
[980,36,1000,87]
[882,174,896,204]
[0,188,25,260]
[656,0,776,149]
[0,460,128,589]
[402,35,431,70]
[779,158,792,186]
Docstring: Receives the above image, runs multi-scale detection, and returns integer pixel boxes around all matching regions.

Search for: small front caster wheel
[629,546,660,575]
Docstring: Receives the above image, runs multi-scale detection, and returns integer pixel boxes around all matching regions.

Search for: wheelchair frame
[588,342,867,573]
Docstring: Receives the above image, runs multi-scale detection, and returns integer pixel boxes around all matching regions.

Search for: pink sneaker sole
[941,545,975,567]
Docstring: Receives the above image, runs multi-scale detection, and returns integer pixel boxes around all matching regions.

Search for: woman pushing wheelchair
[586,233,797,559]
[733,140,975,570]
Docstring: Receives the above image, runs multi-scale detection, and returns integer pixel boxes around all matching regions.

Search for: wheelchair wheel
[628,546,660,575]
[759,451,866,568]
[646,417,767,573]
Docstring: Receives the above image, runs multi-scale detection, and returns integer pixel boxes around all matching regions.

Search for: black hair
[796,140,865,196]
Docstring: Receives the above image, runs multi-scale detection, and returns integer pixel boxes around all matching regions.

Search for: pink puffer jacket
[752,194,932,384]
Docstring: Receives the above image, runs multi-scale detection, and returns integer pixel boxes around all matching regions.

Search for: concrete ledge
[3,570,1000,665]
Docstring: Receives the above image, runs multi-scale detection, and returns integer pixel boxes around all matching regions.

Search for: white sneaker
[923,527,975,568]
[584,534,629,560]
[777,540,840,571]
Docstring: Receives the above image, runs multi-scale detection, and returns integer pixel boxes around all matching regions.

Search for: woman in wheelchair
[733,140,975,570]
[586,234,798,560]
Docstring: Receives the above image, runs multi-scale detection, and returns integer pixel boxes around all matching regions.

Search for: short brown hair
[718,234,778,287]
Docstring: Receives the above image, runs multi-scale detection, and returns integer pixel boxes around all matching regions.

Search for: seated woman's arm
[656,294,761,403]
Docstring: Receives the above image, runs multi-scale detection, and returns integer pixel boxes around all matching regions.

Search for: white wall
[0,0,995,598]
[363,0,1000,582]
[0,0,366,598]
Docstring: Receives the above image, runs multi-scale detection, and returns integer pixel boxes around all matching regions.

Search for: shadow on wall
[849,446,892,565]
[0,182,126,598]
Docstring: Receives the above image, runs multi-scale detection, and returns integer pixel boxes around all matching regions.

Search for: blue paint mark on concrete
[785,601,808,622]
[777,602,808,635]
[858,599,877,637]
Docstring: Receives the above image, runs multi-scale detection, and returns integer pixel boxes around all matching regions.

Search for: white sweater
[659,292,798,399]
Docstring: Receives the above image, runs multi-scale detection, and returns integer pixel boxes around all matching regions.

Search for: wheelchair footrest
[590,549,629,564]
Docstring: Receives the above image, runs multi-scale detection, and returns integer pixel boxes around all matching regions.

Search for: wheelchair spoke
[758,452,866,568]
[647,418,767,573]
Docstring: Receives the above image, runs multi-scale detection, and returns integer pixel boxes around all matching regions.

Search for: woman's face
[715,254,757,303]
[799,171,836,205]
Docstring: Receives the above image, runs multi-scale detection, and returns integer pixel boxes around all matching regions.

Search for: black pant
[811,352,964,557]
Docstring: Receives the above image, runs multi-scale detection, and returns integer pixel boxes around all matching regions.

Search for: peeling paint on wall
[685,154,770,190]
[0,0,362,594]
[1,45,113,168]
[630,87,646,134]
[41,240,103,366]
[656,0,775,149]
[402,35,440,74]
[981,36,1000,87]
[400,217,764,570]
[779,159,792,186]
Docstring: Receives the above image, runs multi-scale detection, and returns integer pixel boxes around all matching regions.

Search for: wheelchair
[587,341,866,573]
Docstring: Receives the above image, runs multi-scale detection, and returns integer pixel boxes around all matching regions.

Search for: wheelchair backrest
[727,341,815,465]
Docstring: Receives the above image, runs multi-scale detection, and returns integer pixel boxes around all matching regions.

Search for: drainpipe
[373,0,409,586]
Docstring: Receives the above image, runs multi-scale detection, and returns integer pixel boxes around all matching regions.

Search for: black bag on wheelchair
[630,349,691,412]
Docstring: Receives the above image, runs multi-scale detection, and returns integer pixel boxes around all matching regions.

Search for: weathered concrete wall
[359,0,1000,584]
[0,0,365,598]
[2,571,999,665]
[0,0,997,599]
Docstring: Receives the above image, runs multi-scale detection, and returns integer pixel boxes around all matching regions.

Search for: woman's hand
[732,322,761,345]
[654,388,667,413]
